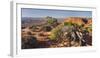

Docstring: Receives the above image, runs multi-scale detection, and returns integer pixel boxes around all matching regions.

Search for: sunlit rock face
[64,17,85,25]
[64,17,92,28]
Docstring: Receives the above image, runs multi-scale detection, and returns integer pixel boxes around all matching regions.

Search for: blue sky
[21,8,92,18]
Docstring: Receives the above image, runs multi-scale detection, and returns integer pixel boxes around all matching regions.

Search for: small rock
[63,42,68,45]
[58,43,64,47]
[74,42,80,47]
[71,41,75,45]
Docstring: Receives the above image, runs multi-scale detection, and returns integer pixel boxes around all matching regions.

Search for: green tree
[46,16,58,25]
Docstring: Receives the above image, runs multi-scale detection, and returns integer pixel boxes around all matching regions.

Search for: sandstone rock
[63,42,68,45]
[58,43,64,47]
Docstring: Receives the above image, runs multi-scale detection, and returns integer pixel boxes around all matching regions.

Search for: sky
[21,8,92,18]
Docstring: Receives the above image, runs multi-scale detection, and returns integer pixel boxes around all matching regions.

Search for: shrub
[22,36,38,49]
[31,25,37,31]
[49,24,63,40]
[64,22,73,26]
[46,16,58,25]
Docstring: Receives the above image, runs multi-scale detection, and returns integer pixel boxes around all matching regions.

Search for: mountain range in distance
[21,17,92,28]
[21,17,65,27]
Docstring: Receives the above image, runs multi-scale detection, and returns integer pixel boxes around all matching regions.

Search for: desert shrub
[86,27,92,32]
[47,19,54,24]
[64,22,73,27]
[49,24,64,40]
[43,25,52,32]
[82,18,88,24]
[46,16,58,25]
[22,36,38,49]
[31,25,37,31]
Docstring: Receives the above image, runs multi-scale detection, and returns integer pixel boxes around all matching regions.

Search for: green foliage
[31,25,37,31]
[86,25,92,32]
[49,24,63,40]
[46,16,57,25]
[53,18,57,22]
[47,18,54,24]
[88,24,92,28]
[64,22,73,26]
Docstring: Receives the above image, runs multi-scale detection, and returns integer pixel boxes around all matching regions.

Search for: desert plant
[49,24,64,40]
[43,25,52,32]
[46,16,58,25]
[31,25,37,31]
[22,36,38,49]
